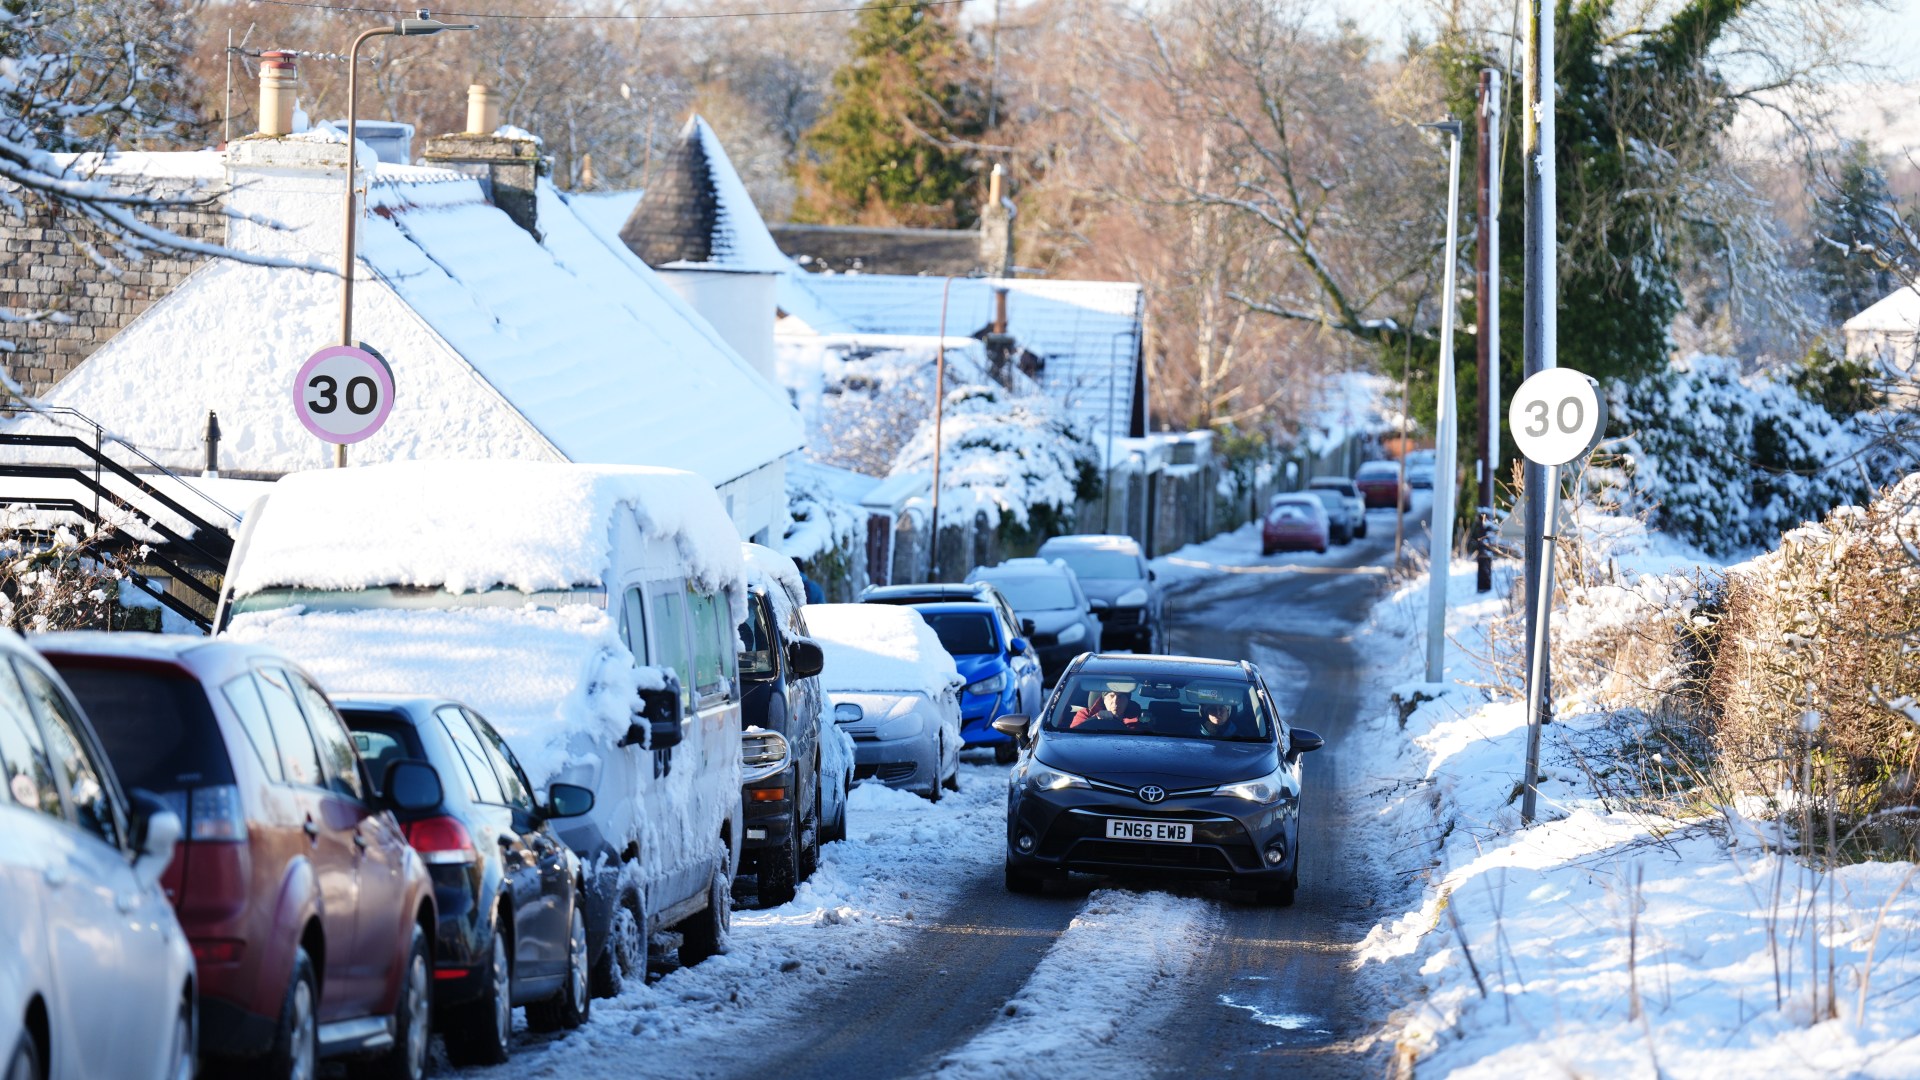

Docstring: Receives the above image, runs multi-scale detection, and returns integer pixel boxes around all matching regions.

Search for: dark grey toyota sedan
[993,654,1323,905]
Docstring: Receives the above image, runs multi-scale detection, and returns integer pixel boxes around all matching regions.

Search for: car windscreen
[1307,490,1343,511]
[1312,481,1358,496]
[920,612,1000,656]
[985,575,1077,610]
[55,665,234,791]
[1044,672,1272,742]
[1267,500,1316,522]
[1048,550,1141,581]
[231,583,600,616]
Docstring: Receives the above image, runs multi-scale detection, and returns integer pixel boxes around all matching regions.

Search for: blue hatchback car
[908,601,1032,763]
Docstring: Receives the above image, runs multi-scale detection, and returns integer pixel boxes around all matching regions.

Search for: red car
[1354,460,1410,510]
[1262,494,1332,554]
[38,634,442,1080]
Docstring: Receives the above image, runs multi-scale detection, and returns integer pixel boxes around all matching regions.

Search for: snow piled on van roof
[224,604,643,788]
[802,603,960,699]
[228,460,743,598]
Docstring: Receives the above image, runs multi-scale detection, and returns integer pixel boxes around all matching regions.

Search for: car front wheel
[445,925,510,1064]
[678,856,733,966]
[527,904,591,1031]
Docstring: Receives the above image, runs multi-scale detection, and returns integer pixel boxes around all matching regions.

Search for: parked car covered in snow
[1262,494,1331,554]
[967,558,1102,688]
[1034,535,1165,654]
[217,461,753,1001]
[1,630,195,1080]
[804,604,964,801]
[738,544,852,908]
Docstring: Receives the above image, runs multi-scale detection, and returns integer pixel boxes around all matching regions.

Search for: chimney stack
[979,162,1015,278]
[258,52,298,136]
[466,84,501,135]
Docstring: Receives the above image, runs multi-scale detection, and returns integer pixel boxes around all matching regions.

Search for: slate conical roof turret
[620,115,791,275]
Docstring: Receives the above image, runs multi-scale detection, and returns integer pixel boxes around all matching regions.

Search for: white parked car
[804,604,964,801]
[1307,477,1368,540]
[0,631,195,1080]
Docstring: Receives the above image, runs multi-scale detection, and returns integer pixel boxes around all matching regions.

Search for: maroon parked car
[1262,494,1332,555]
[1354,460,1411,510]
[36,634,442,1080]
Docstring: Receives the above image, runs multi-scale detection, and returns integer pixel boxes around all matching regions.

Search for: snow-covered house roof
[1842,283,1920,379]
[19,137,803,496]
[777,273,1144,440]
[569,189,644,239]
[1845,285,1920,335]
[618,116,790,275]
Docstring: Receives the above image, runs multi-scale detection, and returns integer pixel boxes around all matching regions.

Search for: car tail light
[188,785,248,842]
[403,816,476,865]
[191,938,246,964]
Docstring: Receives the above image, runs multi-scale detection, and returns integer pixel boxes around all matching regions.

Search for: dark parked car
[1034,536,1164,654]
[38,634,442,1080]
[994,654,1322,905]
[338,695,596,1066]
[1353,460,1410,510]
[738,544,845,908]
[966,558,1102,685]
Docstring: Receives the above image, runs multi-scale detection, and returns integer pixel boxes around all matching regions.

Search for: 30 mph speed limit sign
[1508,367,1606,466]
[294,345,394,444]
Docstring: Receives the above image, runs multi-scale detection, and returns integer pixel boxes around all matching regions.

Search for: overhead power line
[243,0,966,21]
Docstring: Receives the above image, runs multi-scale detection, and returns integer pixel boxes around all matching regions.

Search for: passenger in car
[1195,701,1242,739]
[1070,688,1144,730]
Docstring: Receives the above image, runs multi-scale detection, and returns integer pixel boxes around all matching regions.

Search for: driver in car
[1070,687,1146,730]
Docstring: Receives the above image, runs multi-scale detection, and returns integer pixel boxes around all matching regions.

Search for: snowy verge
[1350,525,1920,1078]
[932,889,1218,1079]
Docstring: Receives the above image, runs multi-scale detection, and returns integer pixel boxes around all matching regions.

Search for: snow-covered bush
[781,466,867,601]
[887,384,1100,545]
[0,521,161,633]
[1608,354,1904,554]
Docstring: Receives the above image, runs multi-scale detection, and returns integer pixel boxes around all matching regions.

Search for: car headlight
[1213,768,1292,805]
[1025,763,1090,791]
[1115,588,1149,607]
[965,672,1008,696]
[1058,623,1086,645]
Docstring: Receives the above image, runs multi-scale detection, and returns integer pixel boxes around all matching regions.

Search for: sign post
[1509,366,1604,824]
[294,344,395,450]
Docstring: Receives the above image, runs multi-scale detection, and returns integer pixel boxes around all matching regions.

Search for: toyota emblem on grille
[1137,785,1167,804]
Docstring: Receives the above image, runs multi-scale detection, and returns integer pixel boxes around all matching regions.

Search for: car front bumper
[960,688,1016,747]
[1005,785,1298,885]
[741,763,798,853]
[852,731,941,792]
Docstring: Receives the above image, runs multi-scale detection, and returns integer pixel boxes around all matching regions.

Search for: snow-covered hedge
[1608,354,1904,554]
[887,384,1099,539]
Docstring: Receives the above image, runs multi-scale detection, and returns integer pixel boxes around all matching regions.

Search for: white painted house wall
[657,269,778,387]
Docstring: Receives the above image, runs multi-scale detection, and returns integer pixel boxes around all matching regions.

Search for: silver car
[804,604,964,802]
[1309,478,1369,539]
[2,631,195,1080]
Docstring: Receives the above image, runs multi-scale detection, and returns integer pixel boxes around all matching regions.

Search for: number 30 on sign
[294,345,395,444]
[1508,367,1607,467]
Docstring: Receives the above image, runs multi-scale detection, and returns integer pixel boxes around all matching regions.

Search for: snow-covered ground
[1350,517,1920,1077]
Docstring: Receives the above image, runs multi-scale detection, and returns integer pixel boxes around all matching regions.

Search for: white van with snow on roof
[216,460,778,996]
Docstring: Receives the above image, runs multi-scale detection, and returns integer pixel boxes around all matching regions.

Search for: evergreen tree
[791,0,991,229]
[1810,143,1899,324]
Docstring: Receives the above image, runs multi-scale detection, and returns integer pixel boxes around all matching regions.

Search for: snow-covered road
[437,507,1416,1079]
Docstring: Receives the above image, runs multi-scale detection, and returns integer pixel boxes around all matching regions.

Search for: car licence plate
[1105,818,1192,844]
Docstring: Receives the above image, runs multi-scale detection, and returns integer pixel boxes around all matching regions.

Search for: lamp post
[1103,328,1135,533]
[337,12,473,467]
[1420,117,1464,684]
[928,276,954,582]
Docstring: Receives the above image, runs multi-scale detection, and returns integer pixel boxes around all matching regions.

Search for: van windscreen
[54,665,233,792]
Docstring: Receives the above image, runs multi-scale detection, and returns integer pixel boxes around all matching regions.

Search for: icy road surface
[439,508,1419,1079]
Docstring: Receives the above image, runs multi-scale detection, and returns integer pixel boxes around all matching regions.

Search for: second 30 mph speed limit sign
[1508,366,1606,467]
[294,344,395,444]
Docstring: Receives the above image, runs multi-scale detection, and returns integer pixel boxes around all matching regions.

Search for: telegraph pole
[1520,0,1558,819]
[1475,69,1502,594]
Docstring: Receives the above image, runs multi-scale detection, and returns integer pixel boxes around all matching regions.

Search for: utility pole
[928,277,954,583]
[1520,0,1558,822]
[1421,118,1464,684]
[1475,69,1502,593]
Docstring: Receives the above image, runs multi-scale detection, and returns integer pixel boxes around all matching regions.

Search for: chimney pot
[466,84,501,136]
[258,51,298,137]
[988,162,1004,205]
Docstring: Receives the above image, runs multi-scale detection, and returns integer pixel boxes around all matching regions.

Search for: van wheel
[444,927,510,1064]
[8,1031,43,1080]
[366,926,431,1080]
[678,859,732,966]
[591,895,646,999]
[527,904,591,1031]
[264,948,319,1080]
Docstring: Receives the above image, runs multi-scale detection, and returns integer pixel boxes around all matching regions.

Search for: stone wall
[0,194,225,398]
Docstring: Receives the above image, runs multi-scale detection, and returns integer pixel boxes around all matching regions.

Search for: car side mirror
[833,702,863,724]
[382,760,444,813]
[545,782,595,819]
[1287,728,1325,760]
[1009,637,1029,656]
[129,789,181,887]
[787,638,825,679]
[624,674,685,749]
[991,713,1033,742]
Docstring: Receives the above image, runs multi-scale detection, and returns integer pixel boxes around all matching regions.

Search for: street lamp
[336,11,473,467]
[1419,117,1464,684]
